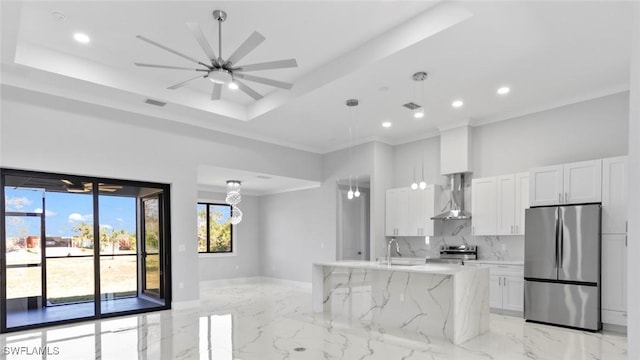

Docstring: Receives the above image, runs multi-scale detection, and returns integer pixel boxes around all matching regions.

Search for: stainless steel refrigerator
[524,204,601,331]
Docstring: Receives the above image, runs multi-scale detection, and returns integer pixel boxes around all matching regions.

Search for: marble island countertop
[314,260,479,275]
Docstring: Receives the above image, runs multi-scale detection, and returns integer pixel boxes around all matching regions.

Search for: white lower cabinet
[601,234,627,326]
[487,264,524,313]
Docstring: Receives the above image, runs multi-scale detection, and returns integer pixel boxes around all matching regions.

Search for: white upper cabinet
[563,160,602,204]
[471,177,497,235]
[529,165,563,206]
[514,172,529,235]
[529,160,601,207]
[386,188,409,236]
[496,175,515,236]
[386,186,440,237]
[602,156,628,234]
[474,172,528,236]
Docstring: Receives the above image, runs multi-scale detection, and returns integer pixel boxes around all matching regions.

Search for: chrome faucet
[387,238,401,266]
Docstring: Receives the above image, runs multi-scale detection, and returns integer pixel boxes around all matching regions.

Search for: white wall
[471,92,629,178]
[257,141,394,282]
[0,85,322,305]
[627,3,639,357]
[197,191,261,282]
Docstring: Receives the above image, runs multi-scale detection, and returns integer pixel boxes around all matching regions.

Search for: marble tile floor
[0,281,627,360]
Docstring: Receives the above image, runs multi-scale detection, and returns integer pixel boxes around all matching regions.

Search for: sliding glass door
[141,195,163,298]
[1,169,171,333]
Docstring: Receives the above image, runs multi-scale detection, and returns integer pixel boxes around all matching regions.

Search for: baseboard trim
[603,323,627,334]
[200,277,263,288]
[259,277,312,289]
[171,299,201,310]
[199,276,311,289]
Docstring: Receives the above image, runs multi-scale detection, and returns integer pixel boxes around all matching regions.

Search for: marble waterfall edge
[312,262,490,344]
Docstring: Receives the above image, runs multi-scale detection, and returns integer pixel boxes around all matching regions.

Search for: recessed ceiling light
[452,100,464,108]
[382,122,392,128]
[497,86,510,95]
[73,33,90,44]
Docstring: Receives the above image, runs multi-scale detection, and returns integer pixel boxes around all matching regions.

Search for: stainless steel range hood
[431,173,471,221]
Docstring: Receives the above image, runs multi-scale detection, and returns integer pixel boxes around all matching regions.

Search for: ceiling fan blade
[211,83,222,100]
[136,35,206,67]
[225,31,266,66]
[135,63,203,71]
[61,179,74,186]
[167,74,206,90]
[234,73,293,90]
[234,59,298,72]
[234,79,263,101]
[186,22,217,63]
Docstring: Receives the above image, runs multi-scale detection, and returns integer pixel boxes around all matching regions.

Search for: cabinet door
[471,177,497,235]
[563,160,602,204]
[602,156,628,234]
[489,275,502,309]
[407,189,422,236]
[421,185,438,236]
[502,276,524,312]
[514,173,529,235]
[496,175,515,235]
[602,234,627,312]
[395,188,410,236]
[385,189,397,236]
[529,165,563,206]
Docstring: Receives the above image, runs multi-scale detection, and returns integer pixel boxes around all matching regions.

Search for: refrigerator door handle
[554,208,560,270]
[559,217,564,268]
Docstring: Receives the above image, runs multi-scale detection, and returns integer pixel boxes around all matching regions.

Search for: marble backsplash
[393,220,525,261]
[392,181,525,262]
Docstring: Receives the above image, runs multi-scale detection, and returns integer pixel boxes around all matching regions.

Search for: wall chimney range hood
[431,173,471,220]
[432,123,472,221]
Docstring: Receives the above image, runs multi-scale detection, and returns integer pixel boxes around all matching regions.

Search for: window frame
[197,201,234,256]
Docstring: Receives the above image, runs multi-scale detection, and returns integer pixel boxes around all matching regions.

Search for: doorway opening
[336,176,370,261]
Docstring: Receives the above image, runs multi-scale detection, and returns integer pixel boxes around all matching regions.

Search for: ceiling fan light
[228,81,239,90]
[414,110,424,119]
[209,69,232,84]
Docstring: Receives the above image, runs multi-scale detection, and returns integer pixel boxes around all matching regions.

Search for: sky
[5,188,136,238]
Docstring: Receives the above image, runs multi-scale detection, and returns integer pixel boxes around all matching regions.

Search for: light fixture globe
[347,188,354,200]
[225,190,241,206]
[229,207,243,225]
[419,181,427,190]
[411,182,418,190]
[354,188,361,197]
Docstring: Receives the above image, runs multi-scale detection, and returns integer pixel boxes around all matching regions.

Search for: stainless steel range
[425,245,477,265]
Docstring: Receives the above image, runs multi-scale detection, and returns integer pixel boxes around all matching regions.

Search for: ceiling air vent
[403,102,421,110]
[144,98,167,107]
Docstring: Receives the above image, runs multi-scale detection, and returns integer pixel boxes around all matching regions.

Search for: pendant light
[411,160,418,190]
[354,175,361,198]
[412,71,427,118]
[346,99,359,200]
[419,152,427,190]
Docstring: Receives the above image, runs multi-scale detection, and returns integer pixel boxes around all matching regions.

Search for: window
[197,203,233,253]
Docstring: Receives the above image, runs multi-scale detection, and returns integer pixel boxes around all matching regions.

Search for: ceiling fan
[134,9,298,101]
[61,180,123,193]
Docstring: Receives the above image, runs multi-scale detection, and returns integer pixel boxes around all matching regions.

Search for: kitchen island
[312,261,489,344]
